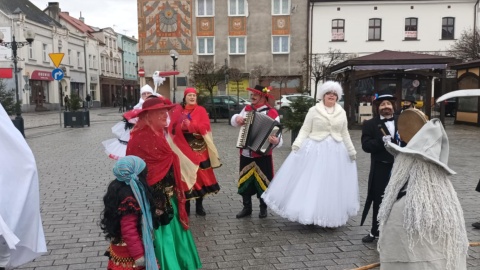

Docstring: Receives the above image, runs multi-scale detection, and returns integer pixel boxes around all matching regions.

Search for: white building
[310,0,479,57]
[0,0,87,112]
[90,27,124,107]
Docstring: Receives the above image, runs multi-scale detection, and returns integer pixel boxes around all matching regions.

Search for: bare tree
[250,65,271,85]
[447,28,480,62]
[270,75,290,100]
[299,48,348,100]
[189,60,227,122]
[228,68,247,102]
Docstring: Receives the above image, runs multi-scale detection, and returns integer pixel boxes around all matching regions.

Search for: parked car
[229,95,251,106]
[202,95,244,118]
[434,98,457,117]
[274,94,313,118]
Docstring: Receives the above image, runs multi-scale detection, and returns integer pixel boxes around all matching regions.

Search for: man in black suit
[360,93,399,243]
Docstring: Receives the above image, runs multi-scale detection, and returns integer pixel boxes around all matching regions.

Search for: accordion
[236,111,282,155]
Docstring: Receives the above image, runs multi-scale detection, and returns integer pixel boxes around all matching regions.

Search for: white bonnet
[318,81,343,99]
[140,84,154,95]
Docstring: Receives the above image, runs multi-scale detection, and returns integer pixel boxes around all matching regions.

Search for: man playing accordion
[230,85,282,219]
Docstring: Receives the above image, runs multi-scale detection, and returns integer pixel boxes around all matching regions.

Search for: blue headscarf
[112,156,158,270]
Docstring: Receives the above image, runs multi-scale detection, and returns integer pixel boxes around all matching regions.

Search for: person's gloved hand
[350,154,356,161]
[382,135,392,144]
[292,145,299,153]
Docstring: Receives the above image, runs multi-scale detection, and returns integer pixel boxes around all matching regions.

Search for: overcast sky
[29,0,138,38]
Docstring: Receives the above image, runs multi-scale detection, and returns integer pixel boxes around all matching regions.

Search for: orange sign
[272,16,290,35]
[229,17,246,36]
[197,18,214,36]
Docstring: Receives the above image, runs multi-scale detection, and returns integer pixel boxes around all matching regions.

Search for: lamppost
[170,49,179,103]
[0,29,35,137]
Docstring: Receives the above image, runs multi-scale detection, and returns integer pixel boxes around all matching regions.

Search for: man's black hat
[402,95,417,104]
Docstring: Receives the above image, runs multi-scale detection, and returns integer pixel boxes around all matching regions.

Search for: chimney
[47,2,60,21]
[79,11,85,23]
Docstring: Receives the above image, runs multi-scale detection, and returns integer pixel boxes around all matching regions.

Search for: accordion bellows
[236,111,282,155]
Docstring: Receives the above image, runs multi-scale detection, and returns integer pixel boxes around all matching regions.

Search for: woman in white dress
[102,84,157,160]
[261,81,359,227]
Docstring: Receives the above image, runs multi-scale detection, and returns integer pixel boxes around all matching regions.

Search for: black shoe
[196,206,206,216]
[259,207,267,218]
[236,208,252,218]
[362,234,377,243]
[473,222,480,229]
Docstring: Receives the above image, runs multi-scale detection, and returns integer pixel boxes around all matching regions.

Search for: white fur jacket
[292,102,356,158]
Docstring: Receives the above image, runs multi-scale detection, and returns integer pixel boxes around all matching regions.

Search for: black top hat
[375,91,397,103]
[402,95,417,104]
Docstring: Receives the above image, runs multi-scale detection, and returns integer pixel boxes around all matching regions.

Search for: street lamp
[170,49,179,103]
[0,29,35,137]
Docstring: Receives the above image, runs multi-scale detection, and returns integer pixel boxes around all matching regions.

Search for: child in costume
[100,156,159,270]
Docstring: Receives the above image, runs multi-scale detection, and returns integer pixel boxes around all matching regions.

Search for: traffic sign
[138,68,145,77]
[49,53,65,68]
[52,68,64,81]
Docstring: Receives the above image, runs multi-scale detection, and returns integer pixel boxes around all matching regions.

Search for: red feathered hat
[247,85,274,99]
[123,97,175,120]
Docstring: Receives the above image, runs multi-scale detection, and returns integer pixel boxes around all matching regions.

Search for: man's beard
[380,108,393,116]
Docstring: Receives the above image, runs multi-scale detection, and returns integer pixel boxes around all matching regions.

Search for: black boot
[236,195,252,218]
[185,200,191,216]
[196,197,206,216]
[259,198,268,218]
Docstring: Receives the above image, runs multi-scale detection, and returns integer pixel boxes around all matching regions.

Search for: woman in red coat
[181,88,221,216]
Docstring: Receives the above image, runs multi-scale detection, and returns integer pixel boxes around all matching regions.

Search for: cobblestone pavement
[11,108,480,269]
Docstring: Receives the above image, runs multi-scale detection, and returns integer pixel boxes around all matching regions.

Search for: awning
[31,70,53,81]
[0,68,12,78]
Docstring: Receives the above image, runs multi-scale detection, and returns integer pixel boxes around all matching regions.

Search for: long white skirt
[261,137,359,227]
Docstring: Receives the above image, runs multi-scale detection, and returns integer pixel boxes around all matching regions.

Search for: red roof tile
[59,12,95,38]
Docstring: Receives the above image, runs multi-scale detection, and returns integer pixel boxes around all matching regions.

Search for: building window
[332,19,345,41]
[405,17,418,40]
[28,43,34,59]
[90,84,96,101]
[272,0,290,15]
[68,49,71,65]
[42,44,47,62]
[229,37,246,54]
[197,0,214,16]
[93,56,97,69]
[197,37,214,55]
[77,52,82,68]
[101,56,105,71]
[272,36,289,54]
[368,18,382,41]
[442,17,455,40]
[89,54,92,67]
[229,0,245,16]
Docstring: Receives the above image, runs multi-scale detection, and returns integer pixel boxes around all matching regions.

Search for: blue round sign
[51,68,64,81]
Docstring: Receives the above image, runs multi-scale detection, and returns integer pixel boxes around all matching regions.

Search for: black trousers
[369,161,393,236]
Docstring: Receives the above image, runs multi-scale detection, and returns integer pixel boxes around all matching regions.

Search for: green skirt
[154,196,202,270]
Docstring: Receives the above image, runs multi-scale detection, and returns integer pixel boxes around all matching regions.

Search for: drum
[398,109,428,143]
